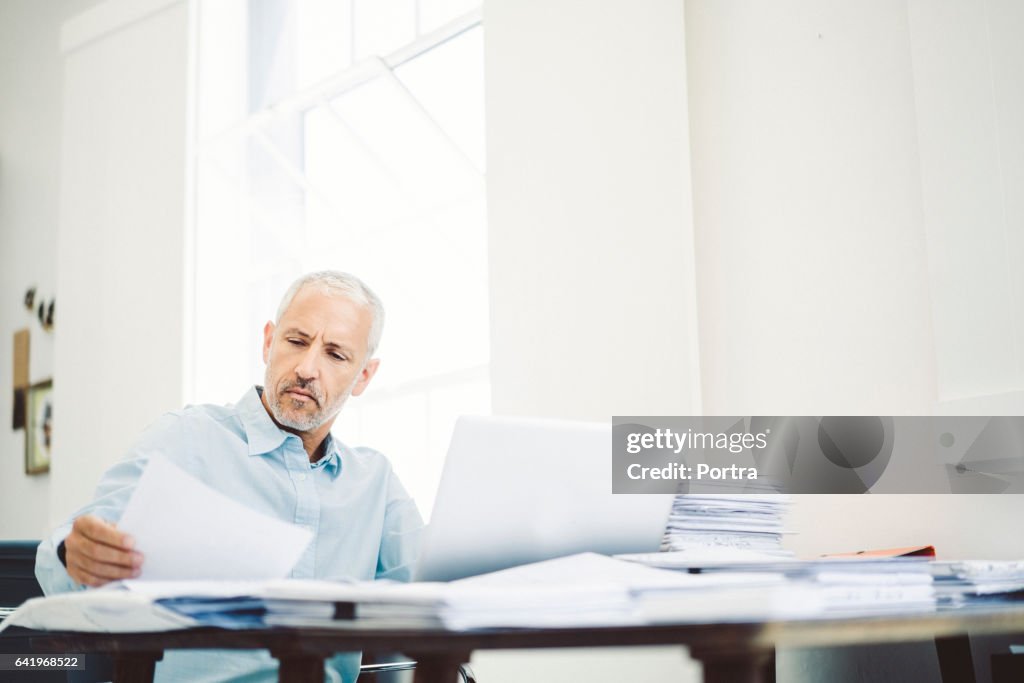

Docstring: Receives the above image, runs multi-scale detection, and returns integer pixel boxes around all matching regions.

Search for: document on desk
[416,554,784,630]
[930,560,1024,604]
[0,590,198,634]
[456,551,781,591]
[117,456,313,580]
[617,548,792,569]
[263,554,787,630]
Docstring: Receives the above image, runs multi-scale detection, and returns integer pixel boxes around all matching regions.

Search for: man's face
[261,287,379,433]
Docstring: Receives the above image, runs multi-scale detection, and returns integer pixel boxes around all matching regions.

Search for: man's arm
[35,412,181,594]
[374,469,424,582]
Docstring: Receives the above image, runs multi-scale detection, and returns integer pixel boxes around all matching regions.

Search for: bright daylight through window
[190,0,488,515]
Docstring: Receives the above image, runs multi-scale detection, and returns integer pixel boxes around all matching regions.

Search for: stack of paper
[660,493,793,558]
[807,571,935,615]
[2,553,944,635]
[0,554,795,632]
[439,553,789,629]
[931,561,1024,606]
[104,580,282,630]
[621,553,937,618]
[0,589,198,633]
[262,554,793,630]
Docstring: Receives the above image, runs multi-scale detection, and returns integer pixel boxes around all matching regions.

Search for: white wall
[481,0,701,680]
[484,0,1024,681]
[0,0,101,540]
[0,0,188,538]
[485,0,702,421]
[687,2,1023,681]
[685,0,1024,563]
[687,0,937,416]
[907,0,1024,406]
[50,0,190,527]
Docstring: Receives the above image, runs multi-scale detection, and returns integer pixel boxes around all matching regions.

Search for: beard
[266,377,350,432]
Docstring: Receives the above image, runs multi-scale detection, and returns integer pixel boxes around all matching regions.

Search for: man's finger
[68,533,142,569]
[66,559,111,588]
[75,515,134,550]
[70,553,140,582]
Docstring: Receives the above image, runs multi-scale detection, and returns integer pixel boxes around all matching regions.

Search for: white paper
[265,579,448,605]
[636,583,827,623]
[617,548,792,568]
[116,456,312,580]
[456,552,781,591]
[434,555,785,629]
[117,579,273,599]
[0,592,197,634]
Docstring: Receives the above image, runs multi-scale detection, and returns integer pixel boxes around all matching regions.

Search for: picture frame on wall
[25,379,53,475]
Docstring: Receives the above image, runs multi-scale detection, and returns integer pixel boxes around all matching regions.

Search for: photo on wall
[25,379,53,475]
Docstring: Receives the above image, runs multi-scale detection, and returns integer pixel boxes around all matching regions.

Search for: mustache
[280,380,323,405]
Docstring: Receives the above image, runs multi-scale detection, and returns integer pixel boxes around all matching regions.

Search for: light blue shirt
[35,386,424,683]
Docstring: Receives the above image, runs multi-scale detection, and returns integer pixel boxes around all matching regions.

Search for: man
[35,271,424,682]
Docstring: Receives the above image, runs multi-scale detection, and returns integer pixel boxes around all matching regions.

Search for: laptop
[414,415,674,581]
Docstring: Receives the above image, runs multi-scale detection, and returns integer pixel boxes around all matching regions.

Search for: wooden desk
[31,605,1024,683]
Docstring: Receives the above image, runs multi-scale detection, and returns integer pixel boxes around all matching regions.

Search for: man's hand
[64,514,144,587]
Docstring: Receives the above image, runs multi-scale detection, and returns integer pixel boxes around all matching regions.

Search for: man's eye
[287,339,305,346]
[330,353,346,362]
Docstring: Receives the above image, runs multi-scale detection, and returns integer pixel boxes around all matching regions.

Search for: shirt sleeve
[34,412,184,595]
[374,467,424,582]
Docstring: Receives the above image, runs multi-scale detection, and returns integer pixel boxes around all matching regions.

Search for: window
[191,0,489,516]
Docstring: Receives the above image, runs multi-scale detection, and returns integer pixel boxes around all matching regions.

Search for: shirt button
[297,474,307,481]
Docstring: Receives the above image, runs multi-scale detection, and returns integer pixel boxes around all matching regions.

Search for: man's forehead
[278,289,371,341]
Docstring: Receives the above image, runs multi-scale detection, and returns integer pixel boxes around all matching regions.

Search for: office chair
[0,541,476,683]
[362,659,476,682]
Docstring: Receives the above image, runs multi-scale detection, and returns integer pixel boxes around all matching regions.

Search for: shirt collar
[317,432,343,476]
[237,386,343,477]
[238,386,287,456]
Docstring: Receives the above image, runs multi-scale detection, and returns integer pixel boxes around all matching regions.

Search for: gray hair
[275,271,385,357]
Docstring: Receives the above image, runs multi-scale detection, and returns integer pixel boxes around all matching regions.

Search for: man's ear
[351,358,380,397]
[262,321,275,364]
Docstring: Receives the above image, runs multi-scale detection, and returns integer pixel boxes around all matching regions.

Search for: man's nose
[294,345,320,380]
